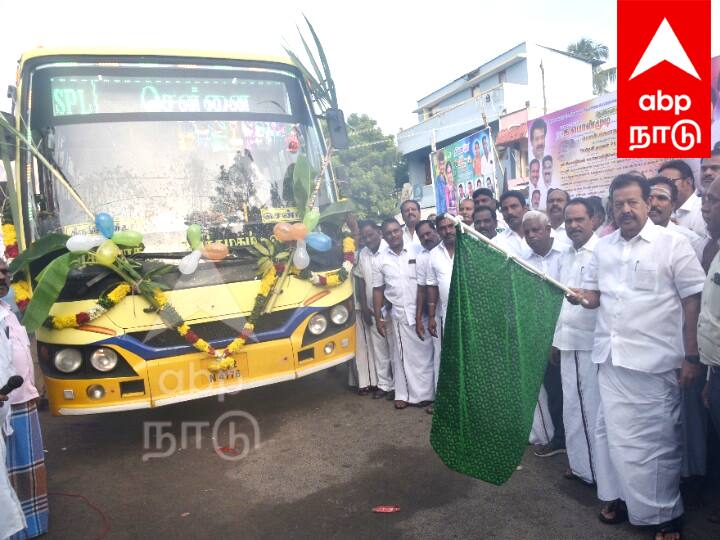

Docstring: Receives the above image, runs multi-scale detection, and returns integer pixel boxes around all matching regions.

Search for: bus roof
[18,47,295,71]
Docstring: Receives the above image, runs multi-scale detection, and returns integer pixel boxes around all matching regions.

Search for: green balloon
[111,230,143,247]
[187,224,202,250]
[303,209,320,231]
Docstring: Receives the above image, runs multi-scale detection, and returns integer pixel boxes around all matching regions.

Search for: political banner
[430,128,497,216]
[524,55,719,209]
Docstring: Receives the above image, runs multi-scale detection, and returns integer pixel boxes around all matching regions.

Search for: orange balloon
[290,222,308,241]
[273,222,293,242]
[201,242,229,261]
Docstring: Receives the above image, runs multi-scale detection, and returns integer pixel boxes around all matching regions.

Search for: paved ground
[40,367,720,539]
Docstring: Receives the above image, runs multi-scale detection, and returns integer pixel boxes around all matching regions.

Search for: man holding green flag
[430,215,565,485]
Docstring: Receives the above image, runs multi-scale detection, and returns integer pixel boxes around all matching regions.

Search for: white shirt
[415,247,432,289]
[675,193,706,237]
[667,221,705,261]
[698,251,720,367]
[551,223,571,247]
[426,242,454,321]
[372,243,420,326]
[494,228,531,259]
[582,219,706,373]
[354,240,387,308]
[523,239,564,281]
[553,235,599,351]
[402,224,422,250]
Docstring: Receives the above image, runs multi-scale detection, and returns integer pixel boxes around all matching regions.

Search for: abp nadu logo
[617,0,710,158]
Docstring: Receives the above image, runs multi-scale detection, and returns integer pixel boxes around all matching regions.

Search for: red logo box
[617,0,710,158]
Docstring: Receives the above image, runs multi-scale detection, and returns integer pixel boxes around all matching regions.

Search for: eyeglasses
[664,176,686,183]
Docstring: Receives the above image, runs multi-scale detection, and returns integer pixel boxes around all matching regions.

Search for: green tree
[333,113,401,220]
[567,38,615,94]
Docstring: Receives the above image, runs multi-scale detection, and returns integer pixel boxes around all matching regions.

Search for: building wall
[525,44,594,119]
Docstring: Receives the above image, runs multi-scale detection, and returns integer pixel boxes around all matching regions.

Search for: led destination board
[50,75,290,116]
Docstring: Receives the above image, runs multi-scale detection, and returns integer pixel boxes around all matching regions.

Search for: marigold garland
[2,224,18,259]
[291,233,355,287]
[44,283,132,330]
[10,280,31,312]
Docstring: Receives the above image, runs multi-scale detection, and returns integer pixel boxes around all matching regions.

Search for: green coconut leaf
[303,14,337,109]
[293,155,313,218]
[8,233,70,273]
[21,252,81,333]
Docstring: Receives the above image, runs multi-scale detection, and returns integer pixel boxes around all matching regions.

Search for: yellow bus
[3,47,356,415]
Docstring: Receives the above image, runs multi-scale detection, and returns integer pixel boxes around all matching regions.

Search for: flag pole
[444,213,578,298]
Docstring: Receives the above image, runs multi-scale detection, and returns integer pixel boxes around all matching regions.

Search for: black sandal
[652,517,682,540]
[598,499,628,525]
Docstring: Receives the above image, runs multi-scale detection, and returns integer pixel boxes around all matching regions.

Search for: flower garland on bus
[44,283,132,330]
[151,265,279,372]
[10,279,31,312]
[2,223,18,259]
[293,233,355,287]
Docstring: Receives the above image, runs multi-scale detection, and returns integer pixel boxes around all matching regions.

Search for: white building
[397,42,595,209]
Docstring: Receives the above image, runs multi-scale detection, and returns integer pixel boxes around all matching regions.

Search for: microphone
[0,375,23,397]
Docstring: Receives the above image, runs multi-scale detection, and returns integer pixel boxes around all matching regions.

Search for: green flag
[430,230,565,485]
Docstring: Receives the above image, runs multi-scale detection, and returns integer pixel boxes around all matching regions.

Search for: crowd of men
[348,148,720,540]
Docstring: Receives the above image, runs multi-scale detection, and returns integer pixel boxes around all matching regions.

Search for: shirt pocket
[632,262,658,292]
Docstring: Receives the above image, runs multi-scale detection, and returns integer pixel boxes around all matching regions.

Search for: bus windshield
[27,63,332,253]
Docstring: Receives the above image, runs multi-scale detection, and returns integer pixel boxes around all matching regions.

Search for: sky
[0,0,718,136]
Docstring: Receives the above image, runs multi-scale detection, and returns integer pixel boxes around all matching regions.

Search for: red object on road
[372,505,400,513]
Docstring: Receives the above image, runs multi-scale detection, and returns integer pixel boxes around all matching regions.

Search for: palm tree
[567,38,615,94]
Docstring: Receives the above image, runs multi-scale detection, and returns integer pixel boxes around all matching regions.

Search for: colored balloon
[95,240,120,266]
[112,230,143,247]
[305,232,332,252]
[187,224,202,250]
[95,213,115,239]
[66,234,105,253]
[178,250,202,275]
[290,222,308,241]
[303,209,320,231]
[202,242,229,261]
[292,240,310,270]
[273,222,293,242]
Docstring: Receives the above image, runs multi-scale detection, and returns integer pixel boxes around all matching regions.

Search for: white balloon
[66,234,105,252]
[292,240,310,270]
[178,250,202,275]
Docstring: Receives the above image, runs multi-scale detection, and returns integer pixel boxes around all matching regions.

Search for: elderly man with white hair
[522,210,567,456]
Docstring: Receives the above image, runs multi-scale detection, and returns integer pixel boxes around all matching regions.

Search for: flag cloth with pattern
[430,230,565,485]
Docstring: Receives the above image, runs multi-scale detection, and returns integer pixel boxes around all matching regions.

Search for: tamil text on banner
[430,230,564,485]
[430,128,498,215]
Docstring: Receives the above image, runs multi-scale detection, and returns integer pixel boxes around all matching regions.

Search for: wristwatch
[685,354,700,365]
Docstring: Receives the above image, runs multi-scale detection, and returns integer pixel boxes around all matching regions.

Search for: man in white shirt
[352,221,388,396]
[522,211,565,454]
[552,198,600,485]
[414,220,441,409]
[528,159,547,212]
[699,150,720,195]
[373,218,434,410]
[400,199,422,250]
[645,176,707,496]
[496,191,531,259]
[473,206,498,241]
[480,135,495,188]
[571,174,705,539]
[547,188,571,247]
[659,159,706,236]
[426,216,456,404]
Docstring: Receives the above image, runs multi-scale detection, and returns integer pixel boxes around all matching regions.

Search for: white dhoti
[348,317,379,389]
[530,385,555,445]
[561,350,600,484]
[431,315,443,391]
[371,318,393,392]
[391,319,435,404]
[594,360,683,526]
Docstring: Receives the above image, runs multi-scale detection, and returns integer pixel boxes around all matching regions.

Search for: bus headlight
[54,349,83,373]
[90,348,119,372]
[330,305,349,325]
[308,314,328,335]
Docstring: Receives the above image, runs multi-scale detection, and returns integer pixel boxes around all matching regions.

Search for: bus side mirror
[0,112,16,162]
[326,108,349,150]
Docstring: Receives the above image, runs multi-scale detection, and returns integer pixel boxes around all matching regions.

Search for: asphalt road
[39,367,719,539]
